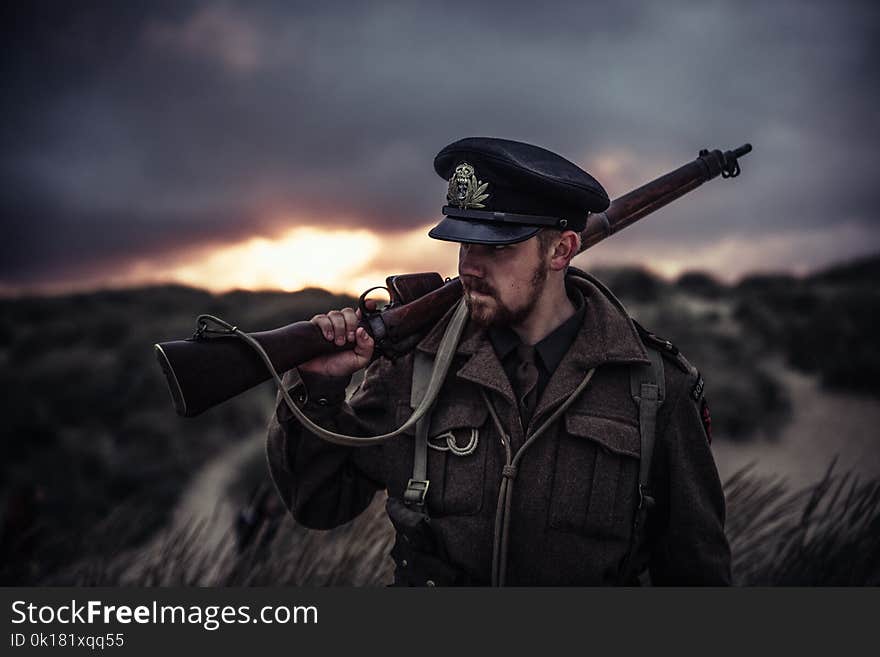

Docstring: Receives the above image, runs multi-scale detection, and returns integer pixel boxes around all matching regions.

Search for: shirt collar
[487,284,586,374]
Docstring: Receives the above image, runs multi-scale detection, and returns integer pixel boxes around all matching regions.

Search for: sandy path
[169,434,264,542]
[114,434,265,584]
[713,362,880,488]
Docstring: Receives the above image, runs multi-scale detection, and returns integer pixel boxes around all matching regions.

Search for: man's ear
[549,230,579,271]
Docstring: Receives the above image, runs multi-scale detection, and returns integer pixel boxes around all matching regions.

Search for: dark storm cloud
[2,0,879,286]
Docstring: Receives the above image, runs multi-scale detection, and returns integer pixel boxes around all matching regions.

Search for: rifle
[155,144,752,417]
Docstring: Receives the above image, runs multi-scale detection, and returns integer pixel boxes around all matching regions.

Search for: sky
[2,0,878,295]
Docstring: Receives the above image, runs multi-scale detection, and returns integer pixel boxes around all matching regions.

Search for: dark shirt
[488,286,586,406]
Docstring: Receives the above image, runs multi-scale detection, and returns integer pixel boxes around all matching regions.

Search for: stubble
[465,259,549,328]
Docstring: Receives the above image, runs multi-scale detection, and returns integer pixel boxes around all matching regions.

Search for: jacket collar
[416,268,650,425]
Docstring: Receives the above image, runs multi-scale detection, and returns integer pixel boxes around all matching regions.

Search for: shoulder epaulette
[631,320,688,370]
[632,321,705,395]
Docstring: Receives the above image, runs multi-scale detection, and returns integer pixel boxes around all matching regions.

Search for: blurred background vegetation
[1,255,878,585]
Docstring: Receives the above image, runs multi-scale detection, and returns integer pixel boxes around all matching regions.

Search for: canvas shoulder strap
[622,339,665,581]
[630,346,665,509]
[403,350,435,507]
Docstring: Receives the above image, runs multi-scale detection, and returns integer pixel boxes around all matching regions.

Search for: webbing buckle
[404,478,430,506]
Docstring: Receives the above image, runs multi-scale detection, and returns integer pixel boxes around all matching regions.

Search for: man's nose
[458,243,484,277]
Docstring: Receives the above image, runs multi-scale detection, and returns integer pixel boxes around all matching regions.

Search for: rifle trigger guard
[358,286,390,343]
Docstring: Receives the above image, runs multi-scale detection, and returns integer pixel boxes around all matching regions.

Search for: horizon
[2,248,874,301]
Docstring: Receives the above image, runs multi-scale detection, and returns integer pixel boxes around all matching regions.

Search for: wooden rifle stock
[155,143,751,417]
[155,275,463,417]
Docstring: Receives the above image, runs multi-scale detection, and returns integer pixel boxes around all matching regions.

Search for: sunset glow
[5,219,878,299]
[156,220,880,297]
[148,223,460,296]
[165,226,381,293]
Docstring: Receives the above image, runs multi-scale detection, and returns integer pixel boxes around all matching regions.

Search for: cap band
[442,205,571,230]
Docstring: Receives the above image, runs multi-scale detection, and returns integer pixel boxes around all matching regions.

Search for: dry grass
[726,460,880,585]
[38,464,880,587]
[43,492,396,587]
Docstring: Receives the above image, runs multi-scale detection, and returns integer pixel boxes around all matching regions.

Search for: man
[266,137,731,586]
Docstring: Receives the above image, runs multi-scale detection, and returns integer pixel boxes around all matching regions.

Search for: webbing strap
[629,348,665,493]
[404,352,434,506]
[638,382,659,489]
[622,347,665,581]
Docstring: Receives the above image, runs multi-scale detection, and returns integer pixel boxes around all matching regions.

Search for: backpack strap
[632,347,665,508]
[403,349,435,508]
[621,343,665,581]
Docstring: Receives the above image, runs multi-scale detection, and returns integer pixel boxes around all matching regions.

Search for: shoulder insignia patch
[691,372,705,401]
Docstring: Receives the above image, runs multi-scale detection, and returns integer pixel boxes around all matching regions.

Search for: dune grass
[36,464,880,587]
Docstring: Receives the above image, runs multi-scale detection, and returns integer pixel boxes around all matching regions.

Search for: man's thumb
[354,327,374,361]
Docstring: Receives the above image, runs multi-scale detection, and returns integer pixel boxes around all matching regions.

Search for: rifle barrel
[579,144,751,251]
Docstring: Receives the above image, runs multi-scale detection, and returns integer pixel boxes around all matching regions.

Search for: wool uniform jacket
[266,270,732,585]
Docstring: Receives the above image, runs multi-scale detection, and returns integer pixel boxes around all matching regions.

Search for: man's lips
[462,278,494,297]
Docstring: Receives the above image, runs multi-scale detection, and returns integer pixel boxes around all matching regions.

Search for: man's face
[458,236,550,328]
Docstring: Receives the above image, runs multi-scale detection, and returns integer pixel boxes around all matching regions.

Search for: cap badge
[447,162,490,209]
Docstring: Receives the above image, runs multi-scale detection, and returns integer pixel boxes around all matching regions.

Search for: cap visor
[428,217,541,245]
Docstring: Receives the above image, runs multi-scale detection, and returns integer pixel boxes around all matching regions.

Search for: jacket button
[401,559,408,568]
[317,398,329,406]
[426,580,436,587]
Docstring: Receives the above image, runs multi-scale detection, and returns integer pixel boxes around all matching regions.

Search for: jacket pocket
[429,401,489,516]
[548,413,641,539]
[395,399,489,517]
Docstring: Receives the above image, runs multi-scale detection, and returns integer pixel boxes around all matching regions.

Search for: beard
[463,260,550,328]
